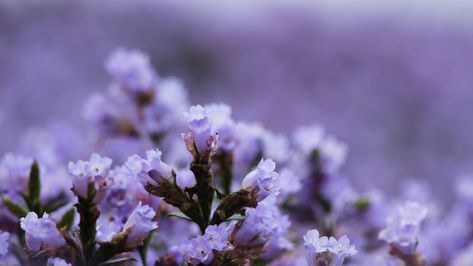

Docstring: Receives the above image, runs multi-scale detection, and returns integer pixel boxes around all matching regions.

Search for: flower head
[304,230,357,266]
[20,212,65,252]
[241,159,280,201]
[183,105,218,156]
[379,201,428,254]
[105,48,156,92]
[125,148,173,186]
[121,202,158,246]
[202,222,235,251]
[68,153,113,201]
[303,229,329,266]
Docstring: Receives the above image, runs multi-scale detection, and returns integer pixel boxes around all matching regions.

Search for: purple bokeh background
[1,0,473,203]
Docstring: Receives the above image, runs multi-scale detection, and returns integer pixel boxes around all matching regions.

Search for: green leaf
[167,211,193,221]
[225,214,245,221]
[44,200,70,213]
[58,208,75,231]
[28,161,41,202]
[2,198,27,218]
[99,257,137,265]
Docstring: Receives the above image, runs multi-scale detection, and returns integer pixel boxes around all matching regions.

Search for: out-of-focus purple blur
[1,0,473,202]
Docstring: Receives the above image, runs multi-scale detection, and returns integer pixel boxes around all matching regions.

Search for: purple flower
[68,153,113,202]
[293,125,347,174]
[205,103,237,151]
[183,236,214,265]
[379,201,428,254]
[202,222,235,251]
[125,148,173,186]
[0,153,33,200]
[303,229,329,266]
[142,77,189,134]
[175,168,196,188]
[184,105,218,155]
[121,202,158,246]
[47,257,71,266]
[20,212,65,252]
[0,231,9,257]
[241,159,280,201]
[328,235,357,266]
[234,196,281,246]
[304,230,357,266]
[105,48,156,92]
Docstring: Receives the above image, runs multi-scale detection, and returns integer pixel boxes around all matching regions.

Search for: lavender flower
[68,153,113,201]
[206,103,237,151]
[121,201,158,246]
[125,148,174,186]
[234,196,281,246]
[183,105,218,156]
[328,235,357,266]
[0,231,9,257]
[202,222,235,251]
[304,229,357,266]
[293,125,347,174]
[105,48,156,92]
[379,201,428,254]
[0,153,33,200]
[47,257,71,266]
[241,158,280,201]
[183,236,214,265]
[20,212,65,252]
[303,229,329,266]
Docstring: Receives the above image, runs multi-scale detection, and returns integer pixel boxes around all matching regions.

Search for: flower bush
[0,48,472,266]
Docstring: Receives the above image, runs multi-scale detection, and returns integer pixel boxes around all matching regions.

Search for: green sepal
[58,208,75,231]
[167,211,193,221]
[99,257,137,265]
[28,160,41,204]
[2,197,28,218]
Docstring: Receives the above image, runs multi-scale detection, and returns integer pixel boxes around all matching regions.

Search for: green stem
[76,183,99,266]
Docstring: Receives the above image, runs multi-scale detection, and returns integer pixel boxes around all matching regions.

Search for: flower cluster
[1,48,473,266]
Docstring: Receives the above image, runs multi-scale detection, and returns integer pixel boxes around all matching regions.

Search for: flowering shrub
[0,48,472,266]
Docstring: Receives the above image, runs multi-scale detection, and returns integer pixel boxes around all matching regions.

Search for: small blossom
[234,196,280,246]
[184,105,218,155]
[241,159,280,201]
[0,153,33,200]
[125,149,173,186]
[206,103,237,151]
[175,168,196,188]
[68,153,113,201]
[20,212,65,252]
[202,222,235,251]
[47,257,71,266]
[379,201,428,254]
[121,202,158,246]
[0,231,9,257]
[183,236,214,265]
[293,125,347,174]
[105,48,156,92]
[328,235,357,266]
[303,229,329,266]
